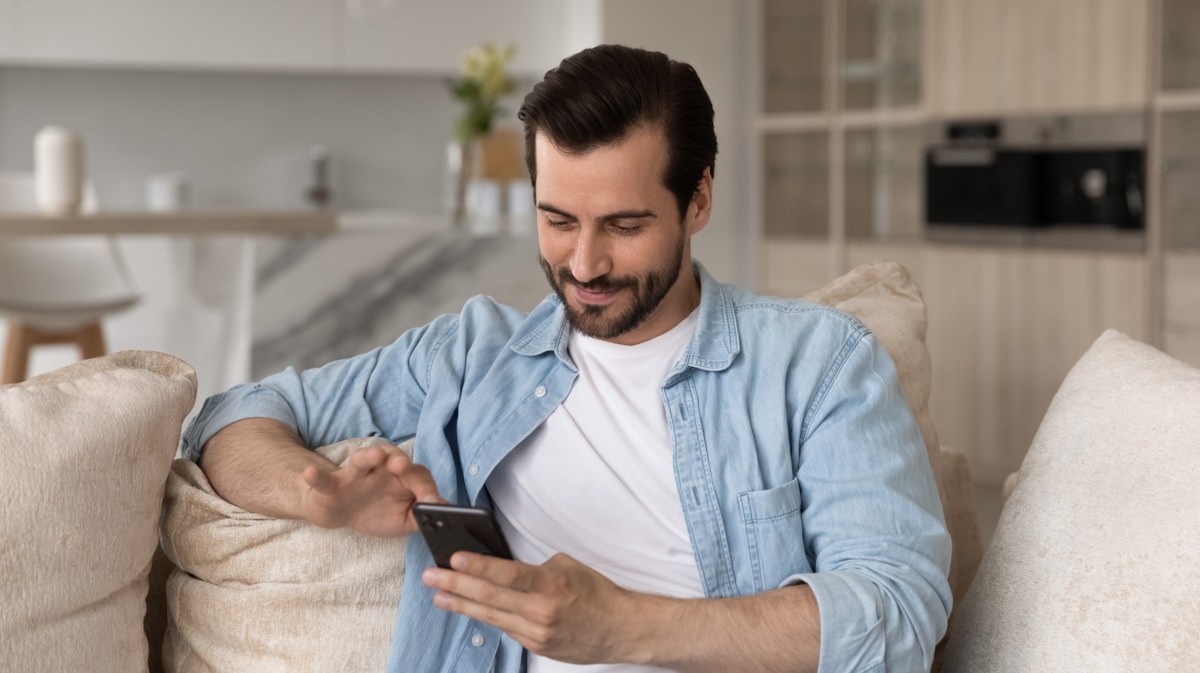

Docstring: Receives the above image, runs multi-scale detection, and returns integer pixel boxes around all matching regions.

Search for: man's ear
[687,166,714,235]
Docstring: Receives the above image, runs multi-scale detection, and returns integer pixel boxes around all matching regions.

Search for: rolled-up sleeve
[783,330,953,673]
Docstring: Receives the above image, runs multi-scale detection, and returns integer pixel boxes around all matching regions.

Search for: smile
[572,285,623,305]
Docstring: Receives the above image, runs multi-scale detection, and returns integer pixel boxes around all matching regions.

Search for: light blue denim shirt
[182,264,952,673]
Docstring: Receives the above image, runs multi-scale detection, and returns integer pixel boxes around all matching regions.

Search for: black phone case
[413,503,514,570]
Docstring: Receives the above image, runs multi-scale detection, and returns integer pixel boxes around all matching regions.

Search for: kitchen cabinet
[924,0,1149,116]
[842,0,921,111]
[342,0,598,76]
[758,0,925,284]
[1160,111,1200,367]
[763,131,830,239]
[756,0,1166,486]
[8,0,339,71]
[762,0,826,114]
[844,124,923,240]
[1162,0,1200,92]
[1155,2,1200,369]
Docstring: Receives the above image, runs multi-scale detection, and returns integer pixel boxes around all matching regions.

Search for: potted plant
[448,43,517,225]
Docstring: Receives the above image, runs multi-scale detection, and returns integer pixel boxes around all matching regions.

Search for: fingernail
[422,568,439,585]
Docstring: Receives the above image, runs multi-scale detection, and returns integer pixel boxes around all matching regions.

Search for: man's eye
[612,224,642,235]
[546,219,570,228]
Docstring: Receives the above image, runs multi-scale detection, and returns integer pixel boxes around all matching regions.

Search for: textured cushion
[942,330,1200,671]
[0,351,197,673]
[160,436,409,673]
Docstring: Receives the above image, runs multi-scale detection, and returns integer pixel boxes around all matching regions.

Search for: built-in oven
[925,115,1145,235]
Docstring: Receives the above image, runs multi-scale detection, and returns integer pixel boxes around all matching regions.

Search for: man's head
[518,44,717,220]
[518,45,718,345]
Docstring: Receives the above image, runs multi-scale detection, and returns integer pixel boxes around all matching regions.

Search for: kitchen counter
[0,210,337,235]
[0,208,543,419]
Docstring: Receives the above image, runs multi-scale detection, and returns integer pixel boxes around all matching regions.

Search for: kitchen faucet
[306,144,331,209]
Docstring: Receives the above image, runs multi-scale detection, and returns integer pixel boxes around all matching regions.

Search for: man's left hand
[421,552,639,665]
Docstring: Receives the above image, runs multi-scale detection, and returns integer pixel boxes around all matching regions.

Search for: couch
[3,261,1197,672]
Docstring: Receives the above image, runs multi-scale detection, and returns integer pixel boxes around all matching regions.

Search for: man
[184,45,951,673]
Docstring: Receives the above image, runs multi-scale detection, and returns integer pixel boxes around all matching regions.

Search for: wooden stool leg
[3,323,35,385]
[77,322,107,361]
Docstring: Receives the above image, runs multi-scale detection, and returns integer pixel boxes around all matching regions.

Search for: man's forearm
[626,584,821,673]
[199,417,332,519]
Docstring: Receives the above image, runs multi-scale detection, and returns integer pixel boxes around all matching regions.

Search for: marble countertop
[0,210,337,235]
[0,209,533,236]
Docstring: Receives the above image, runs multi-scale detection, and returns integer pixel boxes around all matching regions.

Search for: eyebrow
[537,202,656,225]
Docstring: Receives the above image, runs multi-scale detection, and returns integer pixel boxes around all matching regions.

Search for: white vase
[34,126,85,216]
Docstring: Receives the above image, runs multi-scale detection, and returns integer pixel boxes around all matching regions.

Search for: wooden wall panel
[925,0,1150,116]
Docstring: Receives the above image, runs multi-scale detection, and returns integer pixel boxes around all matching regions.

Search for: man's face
[534,126,711,345]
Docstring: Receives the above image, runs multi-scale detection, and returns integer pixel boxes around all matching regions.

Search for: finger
[429,588,539,642]
[344,446,386,478]
[422,565,528,615]
[451,552,538,592]
[392,459,443,504]
[385,452,412,474]
[302,465,336,494]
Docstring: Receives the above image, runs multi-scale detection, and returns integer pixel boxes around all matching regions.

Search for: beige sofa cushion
[942,330,1200,672]
[0,351,197,673]
[160,436,409,673]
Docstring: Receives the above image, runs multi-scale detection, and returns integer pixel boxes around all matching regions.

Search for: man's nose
[570,227,612,283]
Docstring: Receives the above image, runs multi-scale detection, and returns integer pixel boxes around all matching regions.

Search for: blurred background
[0,0,1196,540]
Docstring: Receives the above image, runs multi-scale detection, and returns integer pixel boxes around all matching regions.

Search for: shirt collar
[510,262,740,373]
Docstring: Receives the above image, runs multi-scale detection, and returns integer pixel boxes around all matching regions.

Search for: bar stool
[0,170,140,384]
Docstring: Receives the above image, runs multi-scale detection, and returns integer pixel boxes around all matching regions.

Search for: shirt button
[534,385,547,398]
[468,464,480,476]
[471,633,485,647]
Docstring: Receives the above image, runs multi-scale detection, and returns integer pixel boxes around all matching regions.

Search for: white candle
[34,126,85,215]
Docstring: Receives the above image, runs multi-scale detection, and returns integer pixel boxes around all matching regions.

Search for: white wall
[0,65,513,212]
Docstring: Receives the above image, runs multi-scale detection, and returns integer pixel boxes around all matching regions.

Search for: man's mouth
[572,284,623,305]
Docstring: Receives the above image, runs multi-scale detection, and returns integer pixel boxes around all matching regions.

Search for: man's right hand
[299,445,445,537]
[200,418,445,538]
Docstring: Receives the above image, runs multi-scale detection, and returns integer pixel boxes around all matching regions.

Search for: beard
[539,234,687,341]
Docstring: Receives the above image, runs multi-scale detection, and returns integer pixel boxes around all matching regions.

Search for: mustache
[554,268,637,293]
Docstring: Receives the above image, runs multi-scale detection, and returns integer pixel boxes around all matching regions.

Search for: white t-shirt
[486,309,704,673]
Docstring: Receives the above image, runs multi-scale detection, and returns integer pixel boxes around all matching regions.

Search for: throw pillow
[160,436,409,673]
[941,330,1200,671]
[0,351,197,673]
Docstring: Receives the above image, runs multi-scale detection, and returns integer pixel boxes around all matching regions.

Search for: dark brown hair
[518,44,717,219]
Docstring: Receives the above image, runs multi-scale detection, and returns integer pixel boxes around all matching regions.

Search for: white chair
[0,170,140,383]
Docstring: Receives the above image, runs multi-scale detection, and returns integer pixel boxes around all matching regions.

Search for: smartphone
[412,503,514,570]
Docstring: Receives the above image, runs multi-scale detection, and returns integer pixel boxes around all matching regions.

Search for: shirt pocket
[738,478,808,593]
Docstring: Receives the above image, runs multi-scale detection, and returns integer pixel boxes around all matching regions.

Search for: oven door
[926,147,1038,227]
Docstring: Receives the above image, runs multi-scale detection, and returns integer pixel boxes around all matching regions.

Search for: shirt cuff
[179,384,299,462]
[780,571,886,673]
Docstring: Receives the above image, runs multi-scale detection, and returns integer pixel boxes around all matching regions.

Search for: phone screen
[412,503,514,569]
